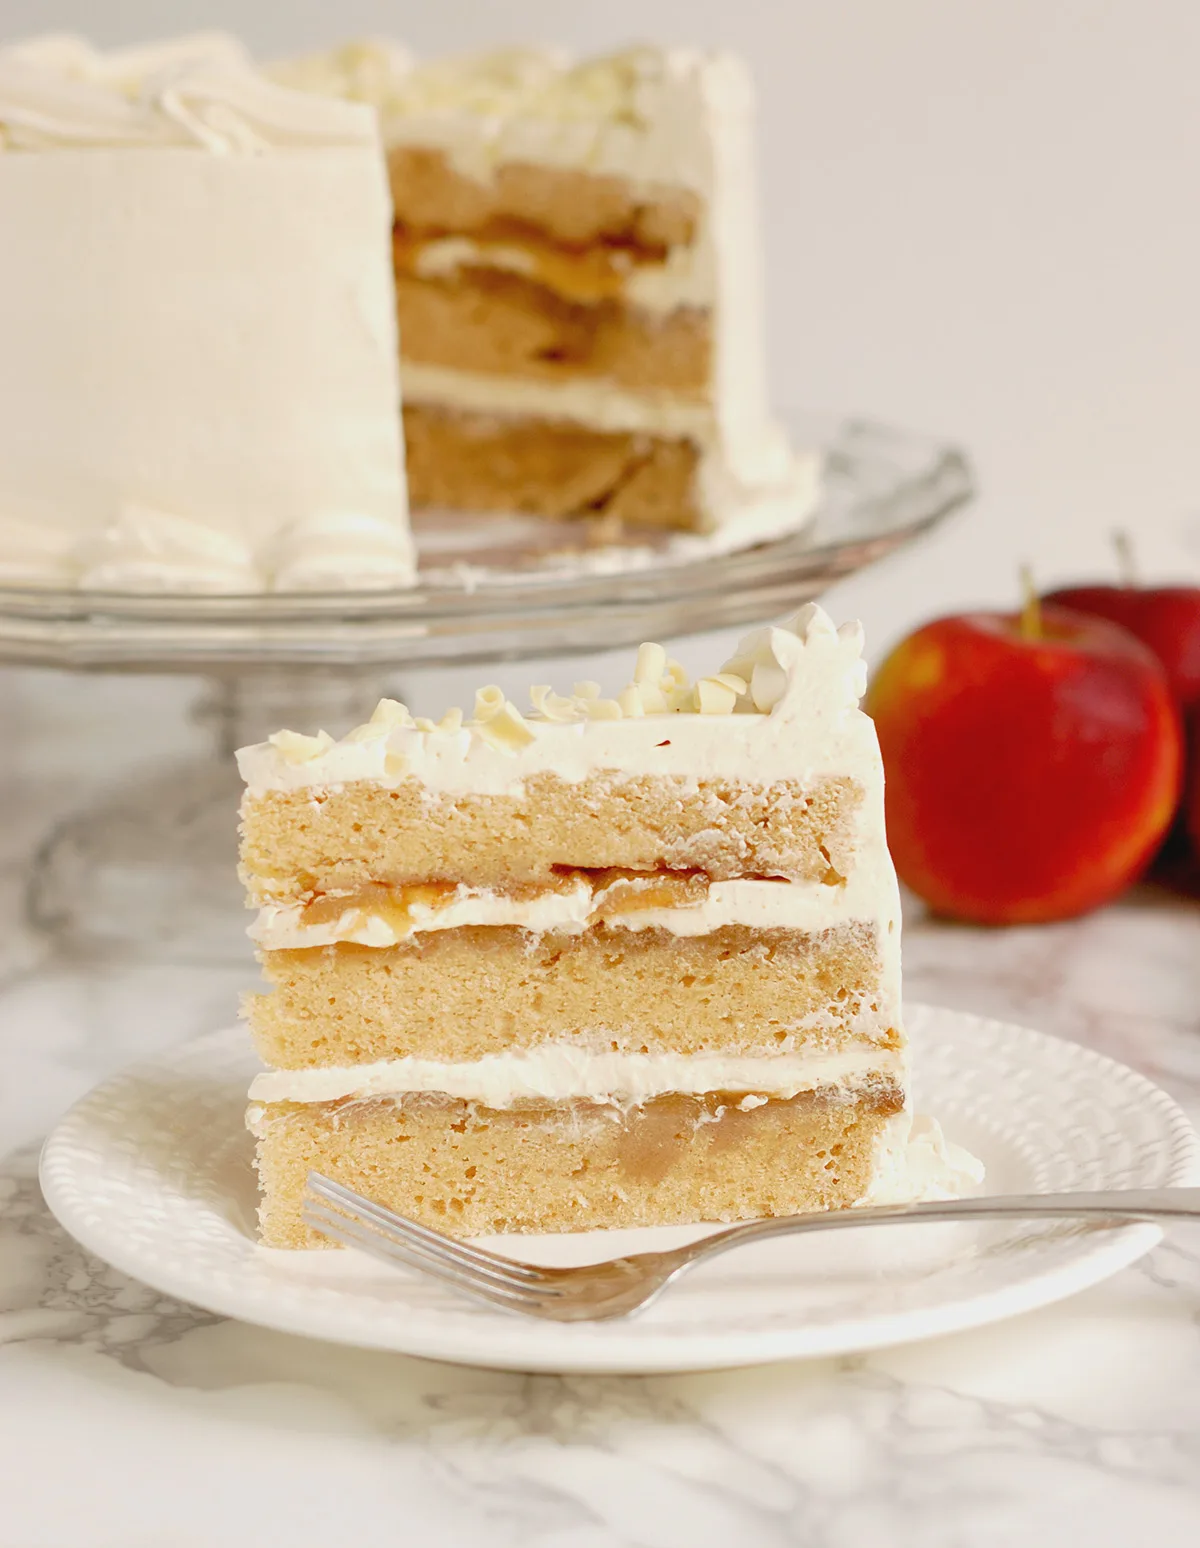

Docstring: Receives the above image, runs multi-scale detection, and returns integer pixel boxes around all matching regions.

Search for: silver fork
[302,1172,1200,1322]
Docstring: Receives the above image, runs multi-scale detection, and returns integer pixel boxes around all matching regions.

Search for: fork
[302,1172,1200,1322]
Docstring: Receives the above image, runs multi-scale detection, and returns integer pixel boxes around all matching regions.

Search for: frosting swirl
[0,33,377,152]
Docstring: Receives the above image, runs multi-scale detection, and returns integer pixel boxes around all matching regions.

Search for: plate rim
[38,1004,1200,1374]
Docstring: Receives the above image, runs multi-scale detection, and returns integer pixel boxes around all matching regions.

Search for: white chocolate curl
[473,684,506,722]
[266,728,334,763]
[240,606,872,792]
[475,700,536,753]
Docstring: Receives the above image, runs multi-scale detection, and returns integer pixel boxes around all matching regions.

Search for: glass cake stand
[13,415,971,962]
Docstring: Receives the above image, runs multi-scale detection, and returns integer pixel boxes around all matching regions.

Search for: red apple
[1046,561,1200,876]
[1185,712,1200,867]
[865,605,1184,924]
[1042,583,1200,712]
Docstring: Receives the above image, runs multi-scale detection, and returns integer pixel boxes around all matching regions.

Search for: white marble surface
[2,664,1200,1547]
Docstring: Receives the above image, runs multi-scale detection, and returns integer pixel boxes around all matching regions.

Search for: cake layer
[403,403,700,525]
[252,1084,904,1242]
[248,921,895,1068]
[395,266,709,391]
[389,146,700,261]
[240,772,861,900]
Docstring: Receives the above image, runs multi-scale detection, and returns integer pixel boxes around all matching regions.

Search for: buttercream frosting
[271,43,747,193]
[276,39,807,541]
[237,605,871,795]
[248,1041,905,1108]
[0,33,377,151]
[0,34,414,592]
[864,1114,987,1205]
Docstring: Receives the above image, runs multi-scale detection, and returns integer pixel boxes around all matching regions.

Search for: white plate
[40,1005,1199,1374]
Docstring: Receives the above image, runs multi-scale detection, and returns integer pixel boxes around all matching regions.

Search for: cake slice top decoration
[237,601,870,801]
[0,33,413,591]
[274,40,819,542]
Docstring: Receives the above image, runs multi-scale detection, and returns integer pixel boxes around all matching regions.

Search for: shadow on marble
[8,1126,1200,1548]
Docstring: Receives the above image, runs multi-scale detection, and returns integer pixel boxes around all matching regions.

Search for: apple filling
[297,866,721,937]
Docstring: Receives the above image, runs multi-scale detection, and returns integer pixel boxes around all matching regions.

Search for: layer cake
[274,42,817,537]
[238,605,958,1245]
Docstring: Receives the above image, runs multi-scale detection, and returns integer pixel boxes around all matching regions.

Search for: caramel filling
[298,867,717,935]
[580,867,711,917]
[301,880,460,933]
[387,147,701,255]
[394,227,656,306]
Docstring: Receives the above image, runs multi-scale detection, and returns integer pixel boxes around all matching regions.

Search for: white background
[5,0,1200,669]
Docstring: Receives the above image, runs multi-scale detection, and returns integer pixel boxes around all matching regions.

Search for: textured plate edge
[37,1004,1200,1375]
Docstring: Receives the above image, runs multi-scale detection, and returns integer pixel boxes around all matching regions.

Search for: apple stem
[1019,564,1041,639]
[1113,529,1138,587]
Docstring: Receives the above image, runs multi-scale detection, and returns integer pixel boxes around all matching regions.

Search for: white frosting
[73,505,261,592]
[248,1041,905,1108]
[237,605,870,796]
[0,33,378,150]
[863,1114,986,1205]
[0,36,414,591]
[250,874,893,950]
[272,43,743,192]
[264,513,417,592]
[0,518,76,586]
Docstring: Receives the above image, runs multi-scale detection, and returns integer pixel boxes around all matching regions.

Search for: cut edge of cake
[273,40,821,541]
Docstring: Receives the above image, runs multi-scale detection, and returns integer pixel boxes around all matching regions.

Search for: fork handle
[677,1186,1200,1269]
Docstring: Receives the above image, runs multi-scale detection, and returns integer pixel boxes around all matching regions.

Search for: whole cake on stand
[0,33,817,586]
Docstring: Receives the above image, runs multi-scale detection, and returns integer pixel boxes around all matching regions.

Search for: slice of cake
[0,34,413,590]
[274,42,817,539]
[239,605,950,1246]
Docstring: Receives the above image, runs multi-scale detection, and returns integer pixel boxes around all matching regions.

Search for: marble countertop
[2,663,1199,1547]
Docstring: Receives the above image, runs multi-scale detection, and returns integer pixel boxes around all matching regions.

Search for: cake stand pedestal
[6,415,972,963]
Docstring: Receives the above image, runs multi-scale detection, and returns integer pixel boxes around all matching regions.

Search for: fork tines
[302,1172,562,1309]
